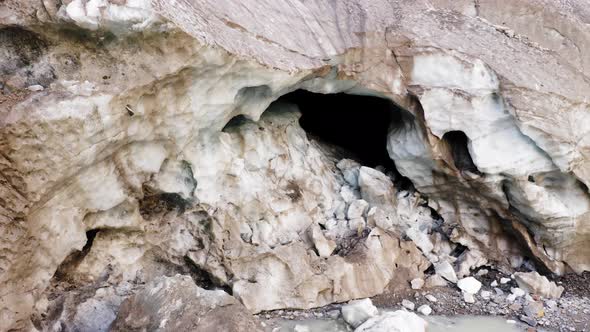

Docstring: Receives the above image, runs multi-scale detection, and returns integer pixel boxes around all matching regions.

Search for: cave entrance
[442,130,481,176]
[279,90,404,171]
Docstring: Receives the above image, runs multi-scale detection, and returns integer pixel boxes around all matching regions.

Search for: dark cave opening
[222,114,250,131]
[222,89,418,190]
[81,229,99,252]
[280,90,398,169]
[442,130,481,175]
[52,229,99,282]
[183,256,233,294]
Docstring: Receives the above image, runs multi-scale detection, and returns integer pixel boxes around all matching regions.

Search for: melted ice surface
[271,315,542,332]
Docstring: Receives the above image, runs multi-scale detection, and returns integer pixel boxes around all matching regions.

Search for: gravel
[258,269,590,332]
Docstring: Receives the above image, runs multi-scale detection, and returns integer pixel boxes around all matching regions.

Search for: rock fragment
[524,301,545,318]
[401,299,415,311]
[309,224,336,257]
[545,300,558,310]
[425,294,437,302]
[337,159,361,187]
[457,277,482,294]
[411,278,425,290]
[341,298,379,328]
[435,261,458,283]
[463,292,476,303]
[425,274,448,288]
[476,269,489,276]
[341,185,359,203]
[514,271,564,299]
[511,287,526,297]
[347,199,369,219]
[519,315,537,327]
[417,305,432,316]
[358,167,396,210]
[27,84,44,91]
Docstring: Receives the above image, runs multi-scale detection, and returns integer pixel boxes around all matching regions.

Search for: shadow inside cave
[278,90,417,190]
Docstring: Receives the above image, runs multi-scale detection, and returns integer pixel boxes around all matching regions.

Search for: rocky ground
[258,270,590,332]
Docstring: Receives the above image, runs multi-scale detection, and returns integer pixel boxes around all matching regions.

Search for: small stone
[506,294,517,302]
[492,296,503,304]
[347,199,369,219]
[500,277,511,284]
[417,305,432,316]
[509,303,522,311]
[411,278,425,290]
[26,84,44,91]
[545,300,558,310]
[425,294,437,302]
[511,287,526,297]
[425,274,448,288]
[480,290,492,300]
[463,292,475,303]
[506,320,517,324]
[494,288,504,296]
[524,301,545,318]
[491,280,498,287]
[457,277,482,294]
[519,315,537,327]
[337,159,361,186]
[402,299,415,311]
[476,269,489,276]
